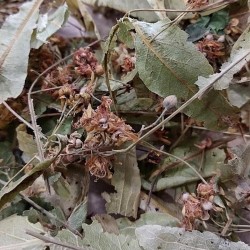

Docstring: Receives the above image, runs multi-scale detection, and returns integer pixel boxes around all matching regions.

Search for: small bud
[99,117,107,124]
[217,35,225,43]
[182,192,190,201]
[206,34,213,40]
[95,65,104,76]
[162,95,177,110]
[202,201,213,211]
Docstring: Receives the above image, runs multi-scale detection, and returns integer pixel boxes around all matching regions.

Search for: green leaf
[131,19,235,128]
[208,10,229,33]
[31,3,69,49]
[0,141,15,167]
[67,197,88,231]
[135,225,250,250]
[0,215,45,250]
[142,145,227,191]
[82,221,140,249]
[227,83,250,108]
[0,0,42,103]
[103,149,141,218]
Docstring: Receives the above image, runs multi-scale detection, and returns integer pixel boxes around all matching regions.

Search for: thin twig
[26,230,85,250]
[125,0,238,17]
[113,50,250,154]
[2,101,33,130]
[20,194,83,238]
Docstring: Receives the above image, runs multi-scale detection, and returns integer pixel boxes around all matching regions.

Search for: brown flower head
[85,155,112,179]
[73,47,101,77]
[187,0,208,8]
[77,96,138,149]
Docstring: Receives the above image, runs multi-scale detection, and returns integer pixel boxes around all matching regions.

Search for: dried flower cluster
[42,47,103,111]
[181,179,222,230]
[187,0,208,8]
[75,96,138,178]
[196,39,225,62]
[73,47,104,77]
[112,44,136,73]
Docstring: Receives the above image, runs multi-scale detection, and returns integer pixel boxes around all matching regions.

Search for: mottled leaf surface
[55,220,140,250]
[135,225,250,250]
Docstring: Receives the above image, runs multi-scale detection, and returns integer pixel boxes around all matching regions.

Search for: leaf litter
[0,0,250,249]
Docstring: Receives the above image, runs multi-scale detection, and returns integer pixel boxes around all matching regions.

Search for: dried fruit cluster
[54,97,137,179]
[111,44,136,73]
[181,179,222,230]
[187,0,208,8]
[76,96,138,178]
[42,47,103,111]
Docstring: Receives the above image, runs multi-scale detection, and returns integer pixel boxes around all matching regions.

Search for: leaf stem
[26,230,84,250]
[2,101,33,130]
[125,0,238,17]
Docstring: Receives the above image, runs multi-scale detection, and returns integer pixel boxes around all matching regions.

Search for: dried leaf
[135,225,250,250]
[31,3,69,49]
[0,0,42,103]
[16,124,38,162]
[103,149,141,218]
[195,49,250,91]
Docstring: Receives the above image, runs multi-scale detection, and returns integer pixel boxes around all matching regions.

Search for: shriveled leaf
[66,0,99,38]
[16,124,37,162]
[135,225,250,250]
[131,18,235,128]
[0,0,42,103]
[195,49,250,91]
[81,0,162,22]
[0,158,54,210]
[103,149,141,218]
[0,215,45,250]
[67,197,88,231]
[31,3,69,49]
[55,220,140,250]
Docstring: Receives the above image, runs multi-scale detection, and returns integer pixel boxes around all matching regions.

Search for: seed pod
[162,95,177,110]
